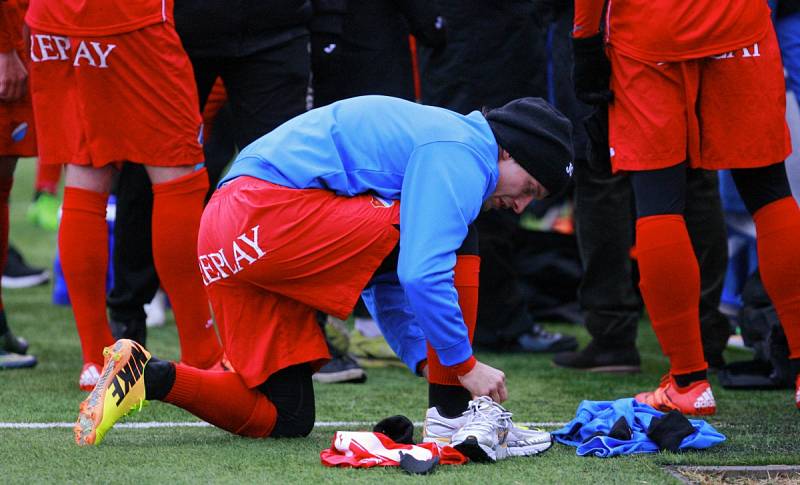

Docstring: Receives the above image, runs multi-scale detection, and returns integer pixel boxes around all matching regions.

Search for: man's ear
[498,148,512,162]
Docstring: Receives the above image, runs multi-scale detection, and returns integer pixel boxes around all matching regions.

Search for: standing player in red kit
[25,0,223,389]
[572,0,800,413]
[0,0,37,369]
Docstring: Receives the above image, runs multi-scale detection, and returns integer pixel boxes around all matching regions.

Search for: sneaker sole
[311,368,367,384]
[453,436,497,463]
[506,439,553,457]
[0,355,37,369]
[1,273,51,289]
[75,341,125,446]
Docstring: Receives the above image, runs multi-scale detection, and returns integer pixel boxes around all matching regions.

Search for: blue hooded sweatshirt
[220,95,499,370]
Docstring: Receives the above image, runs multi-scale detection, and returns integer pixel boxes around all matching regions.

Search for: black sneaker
[0,349,37,369]
[506,324,579,353]
[2,330,29,354]
[553,340,641,373]
[313,355,367,384]
[2,245,50,289]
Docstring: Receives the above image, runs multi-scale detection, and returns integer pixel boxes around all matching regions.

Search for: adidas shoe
[634,374,716,416]
[79,362,101,392]
[75,339,151,446]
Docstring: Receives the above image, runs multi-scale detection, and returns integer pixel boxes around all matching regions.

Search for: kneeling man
[75,95,573,462]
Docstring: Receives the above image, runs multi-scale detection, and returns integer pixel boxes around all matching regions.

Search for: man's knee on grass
[258,364,316,438]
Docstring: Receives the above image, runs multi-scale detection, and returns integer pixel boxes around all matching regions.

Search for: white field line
[0,421,568,430]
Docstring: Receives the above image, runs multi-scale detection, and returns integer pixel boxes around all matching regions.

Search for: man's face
[486,151,548,214]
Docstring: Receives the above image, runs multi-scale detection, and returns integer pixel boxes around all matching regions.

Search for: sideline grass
[1,161,798,483]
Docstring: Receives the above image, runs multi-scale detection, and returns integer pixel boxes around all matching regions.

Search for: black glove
[373,415,415,444]
[582,105,611,172]
[572,34,613,105]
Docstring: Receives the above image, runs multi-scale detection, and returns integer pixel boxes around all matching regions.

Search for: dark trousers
[473,211,534,347]
[107,37,309,326]
[574,158,730,362]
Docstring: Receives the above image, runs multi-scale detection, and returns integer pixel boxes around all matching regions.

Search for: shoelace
[461,397,513,434]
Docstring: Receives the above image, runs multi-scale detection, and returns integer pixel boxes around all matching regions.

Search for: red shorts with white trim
[28,23,203,167]
[608,26,791,172]
[198,176,401,388]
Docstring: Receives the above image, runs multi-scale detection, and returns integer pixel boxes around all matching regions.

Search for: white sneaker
[145,289,167,328]
[505,422,553,458]
[422,406,467,446]
[449,396,552,462]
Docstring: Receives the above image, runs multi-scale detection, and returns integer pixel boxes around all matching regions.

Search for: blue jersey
[221,95,499,368]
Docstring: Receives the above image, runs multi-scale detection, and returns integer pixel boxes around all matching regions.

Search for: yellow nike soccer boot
[74,339,151,446]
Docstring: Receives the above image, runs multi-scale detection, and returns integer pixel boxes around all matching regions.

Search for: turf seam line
[0,421,568,429]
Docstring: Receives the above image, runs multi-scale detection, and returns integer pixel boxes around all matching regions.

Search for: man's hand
[457,360,508,403]
[0,49,27,102]
[572,33,613,105]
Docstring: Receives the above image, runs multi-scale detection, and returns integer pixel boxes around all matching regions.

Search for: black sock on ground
[143,358,176,401]
[428,384,471,417]
[672,369,707,388]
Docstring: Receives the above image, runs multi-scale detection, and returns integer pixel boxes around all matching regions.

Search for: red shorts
[198,177,401,388]
[0,94,36,157]
[28,23,203,167]
[608,27,791,172]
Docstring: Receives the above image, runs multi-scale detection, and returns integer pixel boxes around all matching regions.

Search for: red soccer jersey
[0,0,26,52]
[574,0,772,62]
[26,0,171,37]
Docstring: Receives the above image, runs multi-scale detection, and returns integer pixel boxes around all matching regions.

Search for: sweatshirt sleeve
[397,142,491,367]
[573,0,605,38]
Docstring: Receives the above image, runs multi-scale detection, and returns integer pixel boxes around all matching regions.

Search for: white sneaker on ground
[422,406,467,446]
[427,396,552,462]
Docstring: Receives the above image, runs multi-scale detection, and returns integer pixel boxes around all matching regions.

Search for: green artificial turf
[1,161,798,483]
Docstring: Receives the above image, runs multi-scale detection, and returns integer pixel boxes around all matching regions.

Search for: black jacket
[174,0,312,57]
[311,0,444,106]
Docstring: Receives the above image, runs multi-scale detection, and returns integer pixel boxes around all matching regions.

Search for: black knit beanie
[486,97,575,197]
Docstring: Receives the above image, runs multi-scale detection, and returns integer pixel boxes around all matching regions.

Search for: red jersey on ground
[26,0,171,37]
[574,0,772,61]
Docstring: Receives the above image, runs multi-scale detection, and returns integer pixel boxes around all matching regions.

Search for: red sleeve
[573,0,605,38]
[449,355,476,376]
[0,3,16,52]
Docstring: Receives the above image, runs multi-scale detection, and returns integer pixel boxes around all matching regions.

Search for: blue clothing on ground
[220,95,500,368]
[552,399,726,457]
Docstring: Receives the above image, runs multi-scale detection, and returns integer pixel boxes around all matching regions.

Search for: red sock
[427,255,480,386]
[35,162,61,194]
[636,215,706,375]
[0,176,12,312]
[151,169,221,368]
[753,197,800,359]
[60,187,114,365]
[165,364,277,437]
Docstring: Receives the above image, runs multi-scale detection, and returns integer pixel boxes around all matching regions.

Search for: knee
[271,407,315,438]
